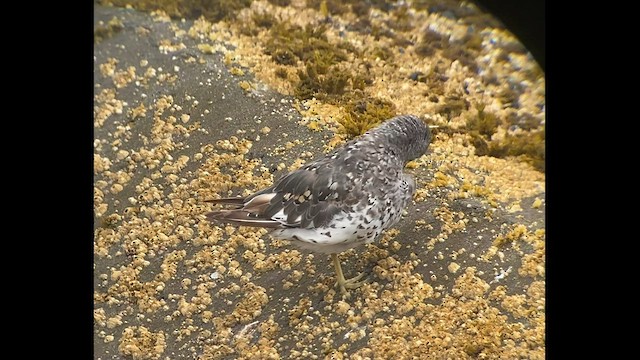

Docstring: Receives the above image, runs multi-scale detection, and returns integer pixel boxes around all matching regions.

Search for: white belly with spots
[271,211,384,254]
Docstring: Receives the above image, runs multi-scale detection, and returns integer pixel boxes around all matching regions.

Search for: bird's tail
[205,195,283,228]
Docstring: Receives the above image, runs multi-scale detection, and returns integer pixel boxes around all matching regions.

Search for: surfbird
[206,114,432,296]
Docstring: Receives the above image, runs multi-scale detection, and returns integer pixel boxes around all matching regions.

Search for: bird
[206,114,432,296]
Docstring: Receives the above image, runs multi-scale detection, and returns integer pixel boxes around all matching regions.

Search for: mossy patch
[370,46,394,61]
[385,5,415,32]
[351,72,374,91]
[409,66,448,97]
[259,21,368,101]
[235,13,398,136]
[294,63,351,100]
[371,24,400,42]
[264,23,349,65]
[274,67,289,79]
[466,104,545,171]
[252,11,277,29]
[437,94,469,120]
[366,0,395,12]
[466,103,500,138]
[488,130,545,172]
[351,2,371,17]
[238,11,278,36]
[470,133,546,172]
[415,28,449,57]
[307,0,349,16]
[347,18,372,34]
[272,49,297,66]
[337,96,397,138]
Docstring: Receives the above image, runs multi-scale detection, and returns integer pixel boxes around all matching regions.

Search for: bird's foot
[336,272,368,298]
[331,253,368,299]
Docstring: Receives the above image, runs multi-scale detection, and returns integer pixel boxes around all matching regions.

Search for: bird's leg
[331,253,367,296]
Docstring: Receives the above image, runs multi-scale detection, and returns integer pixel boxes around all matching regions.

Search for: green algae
[337,96,397,138]
[467,104,545,172]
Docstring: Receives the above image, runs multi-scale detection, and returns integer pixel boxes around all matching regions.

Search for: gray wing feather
[207,157,347,229]
[255,158,347,228]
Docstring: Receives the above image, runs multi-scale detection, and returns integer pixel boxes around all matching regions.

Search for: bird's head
[373,115,432,163]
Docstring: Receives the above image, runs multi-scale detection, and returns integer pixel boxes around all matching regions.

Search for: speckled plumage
[206,114,432,294]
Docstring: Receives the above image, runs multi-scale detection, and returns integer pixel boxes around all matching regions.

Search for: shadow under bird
[206,114,432,296]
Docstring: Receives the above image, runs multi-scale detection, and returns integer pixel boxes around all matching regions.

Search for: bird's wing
[206,154,365,229]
